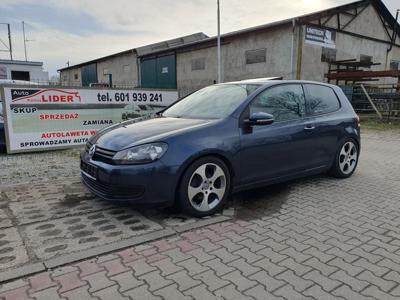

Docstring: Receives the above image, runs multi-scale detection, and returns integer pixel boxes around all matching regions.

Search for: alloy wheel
[339,141,358,175]
[187,163,227,212]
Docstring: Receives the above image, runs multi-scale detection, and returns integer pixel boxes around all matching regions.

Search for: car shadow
[230,182,293,221]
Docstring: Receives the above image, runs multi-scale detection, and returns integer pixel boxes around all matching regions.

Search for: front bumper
[80,150,179,205]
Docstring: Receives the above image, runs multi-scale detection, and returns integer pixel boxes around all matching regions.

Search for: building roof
[0,59,43,66]
[136,32,209,57]
[58,0,399,71]
[143,0,400,56]
[58,32,209,71]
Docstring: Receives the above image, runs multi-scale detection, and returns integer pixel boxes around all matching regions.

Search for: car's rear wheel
[329,139,359,178]
[177,156,231,217]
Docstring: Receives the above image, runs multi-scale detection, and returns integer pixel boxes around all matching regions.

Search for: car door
[239,83,319,185]
[303,84,343,166]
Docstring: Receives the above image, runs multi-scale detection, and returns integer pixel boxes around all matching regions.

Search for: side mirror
[245,112,274,126]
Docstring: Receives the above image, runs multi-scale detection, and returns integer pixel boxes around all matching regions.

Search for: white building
[0,59,49,84]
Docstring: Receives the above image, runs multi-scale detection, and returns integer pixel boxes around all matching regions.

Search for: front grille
[82,173,145,200]
[92,146,117,164]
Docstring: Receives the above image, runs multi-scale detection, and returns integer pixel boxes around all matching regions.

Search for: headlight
[113,143,168,164]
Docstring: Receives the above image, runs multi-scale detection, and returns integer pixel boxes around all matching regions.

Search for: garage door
[140,54,176,89]
[81,63,98,87]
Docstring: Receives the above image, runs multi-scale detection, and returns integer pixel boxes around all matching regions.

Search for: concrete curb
[0,213,231,284]
[44,228,176,269]
[0,263,45,284]
[174,215,231,233]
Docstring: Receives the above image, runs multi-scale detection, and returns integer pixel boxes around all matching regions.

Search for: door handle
[304,125,315,131]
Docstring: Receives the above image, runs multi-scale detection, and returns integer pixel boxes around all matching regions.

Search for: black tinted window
[250,84,305,121]
[305,84,340,115]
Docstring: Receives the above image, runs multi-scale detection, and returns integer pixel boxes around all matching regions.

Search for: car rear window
[305,84,340,115]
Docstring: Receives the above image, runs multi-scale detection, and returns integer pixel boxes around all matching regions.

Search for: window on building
[249,84,305,122]
[305,84,340,115]
[103,68,109,75]
[0,66,6,79]
[11,71,30,81]
[390,60,400,70]
[74,73,78,80]
[123,65,130,73]
[360,54,373,64]
[245,49,266,65]
[321,48,337,63]
[191,57,206,71]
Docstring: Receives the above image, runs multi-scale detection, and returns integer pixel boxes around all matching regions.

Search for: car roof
[222,78,338,89]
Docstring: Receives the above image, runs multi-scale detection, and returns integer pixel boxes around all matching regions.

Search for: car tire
[177,156,231,217]
[329,138,359,178]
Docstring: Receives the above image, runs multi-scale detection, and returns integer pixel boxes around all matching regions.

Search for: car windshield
[163,84,261,119]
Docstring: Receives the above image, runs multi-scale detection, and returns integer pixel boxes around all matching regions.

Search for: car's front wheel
[177,156,231,217]
[329,139,359,178]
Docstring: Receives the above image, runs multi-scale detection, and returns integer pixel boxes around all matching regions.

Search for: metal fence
[341,84,400,121]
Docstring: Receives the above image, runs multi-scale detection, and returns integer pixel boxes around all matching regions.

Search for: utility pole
[7,24,12,60]
[22,21,27,61]
[217,0,221,83]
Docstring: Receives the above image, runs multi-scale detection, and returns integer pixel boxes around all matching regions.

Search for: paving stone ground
[0,149,227,271]
[1,129,400,299]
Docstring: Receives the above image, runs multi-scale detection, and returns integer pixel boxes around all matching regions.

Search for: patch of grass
[360,115,400,131]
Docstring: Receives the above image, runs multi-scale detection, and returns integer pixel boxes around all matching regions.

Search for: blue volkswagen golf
[81,79,360,217]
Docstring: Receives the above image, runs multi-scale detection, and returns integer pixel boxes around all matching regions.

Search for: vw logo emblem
[89,144,96,157]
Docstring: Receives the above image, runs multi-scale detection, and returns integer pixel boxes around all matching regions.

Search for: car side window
[249,84,306,122]
[305,84,340,115]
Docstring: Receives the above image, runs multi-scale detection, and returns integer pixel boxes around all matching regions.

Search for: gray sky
[0,0,398,76]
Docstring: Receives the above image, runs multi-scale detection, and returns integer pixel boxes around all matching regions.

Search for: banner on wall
[1,86,179,153]
[305,25,336,49]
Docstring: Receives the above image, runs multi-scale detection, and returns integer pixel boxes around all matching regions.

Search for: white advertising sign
[305,25,336,49]
[1,86,179,153]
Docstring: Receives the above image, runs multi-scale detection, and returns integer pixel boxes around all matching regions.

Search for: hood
[91,117,214,151]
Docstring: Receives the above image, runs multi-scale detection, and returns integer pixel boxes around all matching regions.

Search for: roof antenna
[0,23,12,60]
[22,21,34,61]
